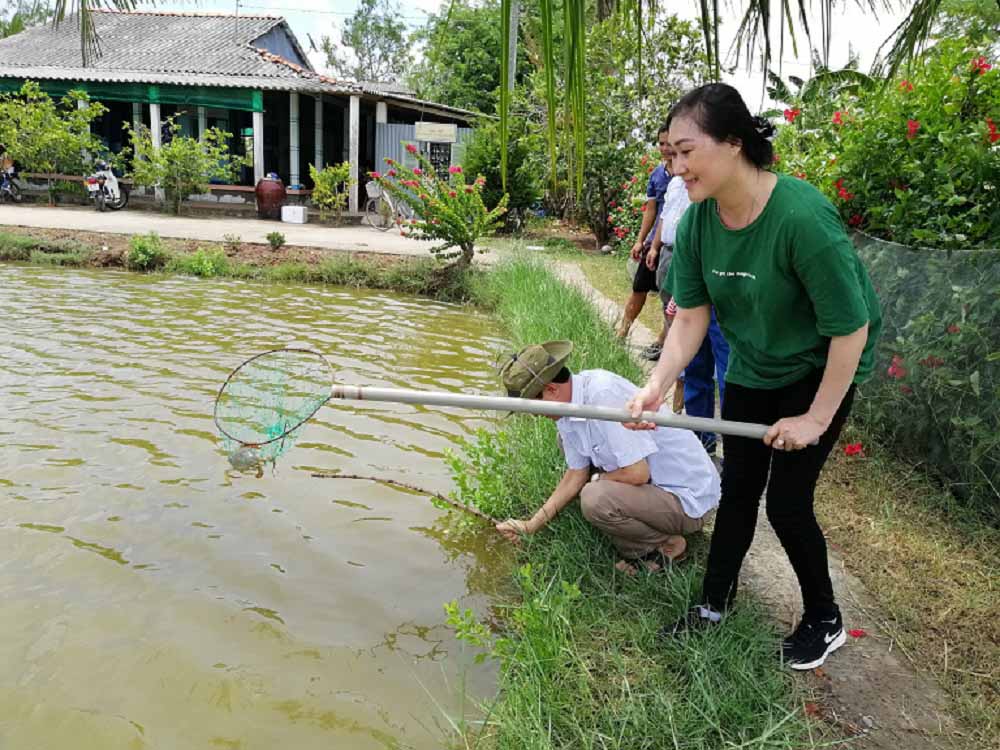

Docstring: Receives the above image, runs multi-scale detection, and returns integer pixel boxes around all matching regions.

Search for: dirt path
[554,260,964,750]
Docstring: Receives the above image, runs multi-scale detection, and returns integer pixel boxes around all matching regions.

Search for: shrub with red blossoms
[947,324,961,334]
[783,108,801,123]
[919,355,945,368]
[906,119,920,139]
[373,151,507,267]
[832,111,844,126]
[986,118,999,144]
[899,80,914,93]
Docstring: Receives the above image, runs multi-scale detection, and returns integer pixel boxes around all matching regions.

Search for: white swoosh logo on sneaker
[823,631,839,644]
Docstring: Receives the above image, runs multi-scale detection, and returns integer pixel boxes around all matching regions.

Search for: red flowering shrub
[604,150,660,253]
[773,38,1000,249]
[373,151,507,267]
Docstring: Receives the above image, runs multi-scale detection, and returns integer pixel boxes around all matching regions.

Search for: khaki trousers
[580,479,704,559]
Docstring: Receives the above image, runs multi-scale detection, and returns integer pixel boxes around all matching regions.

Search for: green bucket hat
[498,340,574,399]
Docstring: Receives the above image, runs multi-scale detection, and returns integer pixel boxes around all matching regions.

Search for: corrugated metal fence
[375,123,474,174]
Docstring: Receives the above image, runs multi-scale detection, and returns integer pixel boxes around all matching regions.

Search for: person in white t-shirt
[495,341,720,573]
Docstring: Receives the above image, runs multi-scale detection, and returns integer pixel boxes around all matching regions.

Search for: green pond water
[0,265,510,749]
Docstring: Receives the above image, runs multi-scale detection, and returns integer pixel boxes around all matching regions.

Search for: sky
[153,0,912,109]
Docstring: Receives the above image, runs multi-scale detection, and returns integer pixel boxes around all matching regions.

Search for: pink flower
[609,200,617,208]
[971,56,992,75]
[621,182,630,190]
[464,185,474,193]
[387,169,397,177]
[794,171,807,179]
[413,168,423,176]
[369,171,382,179]
[475,176,486,185]
[849,214,863,227]
[783,108,801,123]
[448,165,463,174]
[639,204,647,212]
[640,155,649,166]
[906,119,920,139]
[448,190,457,198]
[832,111,844,126]
[898,80,914,93]
[772,153,781,164]
[405,144,418,154]
[844,443,865,457]
[419,193,429,200]
[838,186,854,201]
[947,324,961,334]
[630,176,638,184]
[887,354,907,379]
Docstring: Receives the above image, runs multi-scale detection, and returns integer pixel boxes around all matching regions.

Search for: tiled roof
[0,10,482,119]
[0,10,308,82]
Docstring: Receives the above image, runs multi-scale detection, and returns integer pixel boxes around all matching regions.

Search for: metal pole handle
[329,383,769,440]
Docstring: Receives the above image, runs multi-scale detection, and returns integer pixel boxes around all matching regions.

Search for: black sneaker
[782,611,846,670]
[660,605,723,638]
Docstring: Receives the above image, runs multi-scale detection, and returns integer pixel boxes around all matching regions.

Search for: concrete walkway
[556,258,961,750]
[0,204,468,259]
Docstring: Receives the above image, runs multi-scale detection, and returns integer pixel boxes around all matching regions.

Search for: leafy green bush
[167,247,229,278]
[0,232,34,261]
[266,231,286,251]
[124,117,246,215]
[773,39,1000,249]
[309,162,353,222]
[605,152,660,252]
[125,232,168,271]
[374,146,508,267]
[460,119,540,219]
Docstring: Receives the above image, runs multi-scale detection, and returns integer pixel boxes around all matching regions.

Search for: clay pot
[255,175,286,220]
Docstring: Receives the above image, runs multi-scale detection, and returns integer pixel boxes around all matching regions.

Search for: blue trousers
[684,309,730,453]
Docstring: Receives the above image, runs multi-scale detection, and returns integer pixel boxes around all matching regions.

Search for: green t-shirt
[670,174,882,390]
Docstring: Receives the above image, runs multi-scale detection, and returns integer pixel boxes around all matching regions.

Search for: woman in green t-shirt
[628,83,882,671]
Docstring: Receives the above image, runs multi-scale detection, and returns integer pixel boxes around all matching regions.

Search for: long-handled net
[215,348,771,477]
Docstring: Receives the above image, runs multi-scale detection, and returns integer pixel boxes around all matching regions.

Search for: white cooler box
[281,205,308,224]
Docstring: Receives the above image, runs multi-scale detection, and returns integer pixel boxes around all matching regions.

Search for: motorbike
[0,166,21,203]
[85,161,128,211]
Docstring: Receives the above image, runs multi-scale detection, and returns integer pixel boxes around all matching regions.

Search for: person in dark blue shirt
[617,122,672,348]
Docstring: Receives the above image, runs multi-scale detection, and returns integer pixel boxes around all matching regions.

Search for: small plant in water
[267,231,286,251]
[125,232,168,271]
[169,246,229,278]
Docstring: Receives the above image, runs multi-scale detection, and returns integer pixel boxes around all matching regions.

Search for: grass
[815,435,999,744]
[530,236,1000,744]
[449,255,820,749]
[0,230,477,302]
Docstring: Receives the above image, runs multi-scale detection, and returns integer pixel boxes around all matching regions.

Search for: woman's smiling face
[667,114,743,203]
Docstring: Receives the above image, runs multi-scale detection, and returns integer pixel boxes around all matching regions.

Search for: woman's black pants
[702,369,855,620]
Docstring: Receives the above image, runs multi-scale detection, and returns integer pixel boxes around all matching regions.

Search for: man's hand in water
[496,519,531,544]
[624,381,664,430]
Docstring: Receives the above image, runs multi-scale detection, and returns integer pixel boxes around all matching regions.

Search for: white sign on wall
[414,122,458,144]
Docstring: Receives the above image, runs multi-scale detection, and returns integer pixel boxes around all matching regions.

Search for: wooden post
[289,91,300,187]
[314,94,324,170]
[348,94,360,213]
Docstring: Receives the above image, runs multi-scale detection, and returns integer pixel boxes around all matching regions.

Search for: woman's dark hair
[666,83,776,169]
[656,120,670,138]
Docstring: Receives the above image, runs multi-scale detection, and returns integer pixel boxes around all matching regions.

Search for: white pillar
[149,102,163,201]
[314,94,324,170]
[289,92,300,187]
[348,95,360,213]
[253,109,265,185]
[198,106,207,140]
[376,100,387,124]
[150,103,162,148]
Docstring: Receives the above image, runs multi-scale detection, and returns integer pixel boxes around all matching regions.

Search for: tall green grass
[450,255,818,749]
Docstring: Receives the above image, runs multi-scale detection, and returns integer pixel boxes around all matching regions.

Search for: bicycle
[363,180,413,232]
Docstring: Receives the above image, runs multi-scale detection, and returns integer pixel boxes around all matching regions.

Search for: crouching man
[495,341,721,573]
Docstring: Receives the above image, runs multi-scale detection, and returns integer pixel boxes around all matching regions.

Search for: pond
[0,265,509,749]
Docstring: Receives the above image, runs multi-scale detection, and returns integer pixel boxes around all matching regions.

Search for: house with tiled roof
[0,10,478,210]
